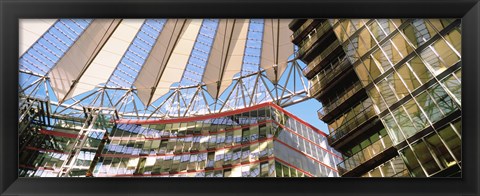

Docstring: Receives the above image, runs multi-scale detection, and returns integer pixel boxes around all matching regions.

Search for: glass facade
[291,18,461,177]
[19,102,340,177]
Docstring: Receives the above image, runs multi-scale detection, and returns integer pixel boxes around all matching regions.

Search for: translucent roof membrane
[241,19,264,76]
[179,19,219,87]
[19,19,309,119]
[106,19,167,88]
[19,19,92,75]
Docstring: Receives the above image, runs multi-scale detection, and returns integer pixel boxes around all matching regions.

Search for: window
[438,122,461,162]
[260,162,269,177]
[442,73,461,103]
[404,19,437,47]
[415,91,443,123]
[367,20,386,42]
[389,73,409,100]
[381,113,405,144]
[397,64,421,91]
[390,32,414,59]
[443,27,461,54]
[404,99,430,130]
[400,147,426,177]
[411,140,442,175]
[428,84,458,116]
[408,55,433,84]
[377,78,398,107]
[275,161,283,177]
[425,133,457,169]
[371,48,392,72]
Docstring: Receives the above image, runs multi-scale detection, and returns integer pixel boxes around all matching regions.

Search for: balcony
[308,55,351,96]
[327,101,377,144]
[296,21,332,57]
[337,135,394,176]
[302,40,344,79]
[288,19,307,31]
[291,19,321,44]
[317,81,364,120]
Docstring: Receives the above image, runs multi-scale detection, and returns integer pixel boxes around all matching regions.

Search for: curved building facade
[19,102,341,177]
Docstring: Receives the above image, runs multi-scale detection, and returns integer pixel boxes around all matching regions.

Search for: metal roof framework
[19,19,311,121]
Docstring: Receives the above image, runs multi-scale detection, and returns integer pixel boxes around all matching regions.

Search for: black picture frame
[1,0,479,195]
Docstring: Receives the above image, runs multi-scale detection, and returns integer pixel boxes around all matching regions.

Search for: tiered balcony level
[317,81,364,120]
[337,135,396,176]
[291,19,322,44]
[308,55,350,97]
[296,21,333,58]
[327,103,377,145]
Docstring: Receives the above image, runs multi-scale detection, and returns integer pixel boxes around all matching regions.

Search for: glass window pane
[411,140,441,175]
[380,40,403,66]
[443,27,461,54]
[354,62,373,86]
[428,19,453,33]
[432,39,461,68]
[403,99,430,130]
[428,84,458,117]
[416,91,443,123]
[398,64,421,91]
[438,123,461,162]
[411,19,437,45]
[425,133,457,169]
[408,55,433,84]
[400,147,426,177]
[390,72,409,99]
[369,87,387,113]
[442,73,461,103]
[372,49,392,72]
[377,78,398,107]
[334,23,349,43]
[368,20,386,42]
[381,113,405,144]
[392,107,416,139]
[390,33,414,60]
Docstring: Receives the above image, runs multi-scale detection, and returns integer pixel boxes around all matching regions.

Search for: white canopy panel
[203,19,249,98]
[134,19,188,106]
[48,19,121,102]
[260,19,294,84]
[19,19,57,57]
[69,19,145,99]
[150,19,203,104]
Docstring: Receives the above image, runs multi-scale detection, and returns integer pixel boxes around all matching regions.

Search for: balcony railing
[308,55,349,96]
[327,101,377,143]
[302,40,343,76]
[337,135,393,175]
[297,21,332,56]
[291,19,315,41]
[288,19,305,30]
[317,81,364,119]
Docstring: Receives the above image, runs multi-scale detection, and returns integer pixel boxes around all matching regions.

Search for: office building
[290,19,461,177]
[19,102,340,177]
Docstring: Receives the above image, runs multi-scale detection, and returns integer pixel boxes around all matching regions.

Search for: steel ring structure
[19,19,311,121]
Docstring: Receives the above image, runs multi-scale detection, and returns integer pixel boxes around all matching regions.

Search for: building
[290,19,462,177]
[19,101,341,177]
[18,18,327,177]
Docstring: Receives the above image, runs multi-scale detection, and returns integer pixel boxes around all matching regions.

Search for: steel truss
[19,60,311,121]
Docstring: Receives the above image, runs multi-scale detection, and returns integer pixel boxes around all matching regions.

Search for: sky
[284,99,330,134]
